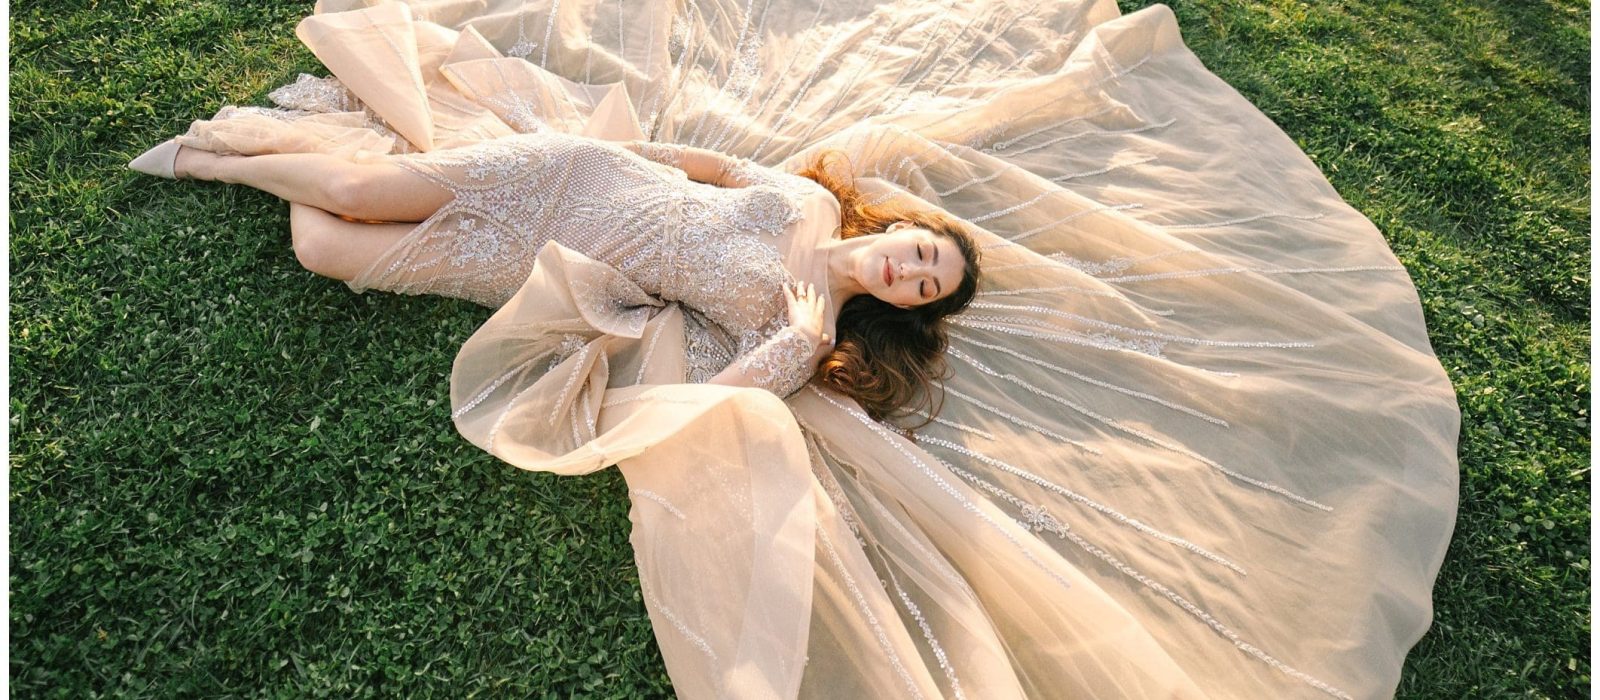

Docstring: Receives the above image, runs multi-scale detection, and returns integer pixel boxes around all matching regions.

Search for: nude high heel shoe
[128,139,183,179]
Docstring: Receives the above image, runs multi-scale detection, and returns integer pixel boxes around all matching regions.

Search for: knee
[289,206,338,277]
[324,168,379,220]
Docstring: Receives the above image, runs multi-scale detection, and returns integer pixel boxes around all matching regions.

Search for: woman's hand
[621,140,684,170]
[622,141,750,187]
[784,281,834,363]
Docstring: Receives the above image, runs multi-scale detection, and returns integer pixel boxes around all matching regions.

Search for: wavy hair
[794,149,982,424]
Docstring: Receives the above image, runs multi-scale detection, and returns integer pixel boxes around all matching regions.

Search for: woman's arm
[625,141,788,189]
[706,281,833,397]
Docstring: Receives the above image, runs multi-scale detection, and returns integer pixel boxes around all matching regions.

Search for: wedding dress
[173,1,1462,697]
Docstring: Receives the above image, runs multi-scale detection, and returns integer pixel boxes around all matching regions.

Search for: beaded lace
[377,132,825,395]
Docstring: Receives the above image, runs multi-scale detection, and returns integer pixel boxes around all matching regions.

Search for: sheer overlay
[177,1,1462,697]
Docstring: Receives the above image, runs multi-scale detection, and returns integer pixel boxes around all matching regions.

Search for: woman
[128,1,1461,698]
[131,137,981,410]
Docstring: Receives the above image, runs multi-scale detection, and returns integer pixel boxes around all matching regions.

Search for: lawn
[10,0,1589,697]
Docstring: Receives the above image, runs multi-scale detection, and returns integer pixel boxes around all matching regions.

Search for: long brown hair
[795,149,982,424]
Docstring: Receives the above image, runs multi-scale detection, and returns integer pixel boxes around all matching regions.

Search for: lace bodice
[381,133,827,396]
[178,6,1468,698]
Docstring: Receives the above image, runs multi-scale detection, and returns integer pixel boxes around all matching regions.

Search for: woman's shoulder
[802,177,842,208]
[802,185,843,240]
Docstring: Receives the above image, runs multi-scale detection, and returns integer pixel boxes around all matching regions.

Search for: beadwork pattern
[230,2,1452,693]
[366,131,826,395]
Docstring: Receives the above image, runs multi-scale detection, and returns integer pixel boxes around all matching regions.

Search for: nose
[898,260,923,283]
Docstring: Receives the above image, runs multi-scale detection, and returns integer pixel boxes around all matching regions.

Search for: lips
[882,256,893,286]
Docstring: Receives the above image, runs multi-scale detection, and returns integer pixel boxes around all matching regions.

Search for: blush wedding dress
[166,1,1462,697]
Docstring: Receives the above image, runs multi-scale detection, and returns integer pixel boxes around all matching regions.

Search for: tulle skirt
[177,1,1462,697]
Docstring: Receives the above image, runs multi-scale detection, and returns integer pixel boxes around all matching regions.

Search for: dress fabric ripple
[178,1,1462,697]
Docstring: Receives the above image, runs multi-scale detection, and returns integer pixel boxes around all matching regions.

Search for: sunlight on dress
[177,1,1462,697]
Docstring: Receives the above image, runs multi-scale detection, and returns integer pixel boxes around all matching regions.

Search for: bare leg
[290,202,416,281]
[179,149,452,223]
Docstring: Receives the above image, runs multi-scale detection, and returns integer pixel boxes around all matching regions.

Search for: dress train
[174,1,1462,697]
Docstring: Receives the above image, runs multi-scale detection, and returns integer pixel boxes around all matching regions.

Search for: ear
[888,220,910,232]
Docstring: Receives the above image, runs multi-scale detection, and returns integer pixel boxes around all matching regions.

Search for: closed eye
[916,244,924,261]
[920,281,930,298]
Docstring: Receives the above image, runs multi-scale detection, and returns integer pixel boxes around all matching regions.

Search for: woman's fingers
[783,282,830,350]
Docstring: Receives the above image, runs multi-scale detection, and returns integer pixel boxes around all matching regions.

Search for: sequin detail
[268,73,362,113]
[633,142,683,168]
[946,347,1332,511]
[917,434,1246,576]
[736,326,816,397]
[365,133,826,392]
[371,133,812,325]
[815,524,926,699]
[549,333,588,371]
[885,566,966,700]
[630,488,688,520]
[1059,527,1351,699]
[805,436,865,545]
[809,387,1076,592]
[640,577,720,665]
[682,311,736,384]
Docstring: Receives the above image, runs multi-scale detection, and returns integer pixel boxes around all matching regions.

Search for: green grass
[10,0,1589,697]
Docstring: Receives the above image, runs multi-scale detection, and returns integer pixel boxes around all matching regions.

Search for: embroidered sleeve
[268,73,362,113]
[713,156,813,191]
[633,141,684,170]
[733,326,818,397]
[630,142,814,192]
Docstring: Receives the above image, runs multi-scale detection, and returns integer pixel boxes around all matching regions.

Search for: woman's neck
[820,236,869,307]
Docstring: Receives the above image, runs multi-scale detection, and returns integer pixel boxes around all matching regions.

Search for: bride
[131,137,983,412]
[129,1,1462,697]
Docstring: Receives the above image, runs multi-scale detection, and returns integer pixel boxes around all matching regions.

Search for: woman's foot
[127,139,183,179]
[128,139,228,180]
[173,146,222,181]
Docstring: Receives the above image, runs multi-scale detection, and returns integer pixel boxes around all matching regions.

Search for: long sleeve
[631,141,809,190]
[705,325,819,398]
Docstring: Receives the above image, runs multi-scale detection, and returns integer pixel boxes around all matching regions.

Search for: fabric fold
[296,2,437,150]
[188,1,1463,697]
[450,241,823,695]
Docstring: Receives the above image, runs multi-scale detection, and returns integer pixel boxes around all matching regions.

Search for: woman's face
[856,223,966,309]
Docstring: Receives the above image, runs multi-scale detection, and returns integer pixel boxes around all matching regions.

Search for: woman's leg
[179,149,452,223]
[289,202,416,281]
